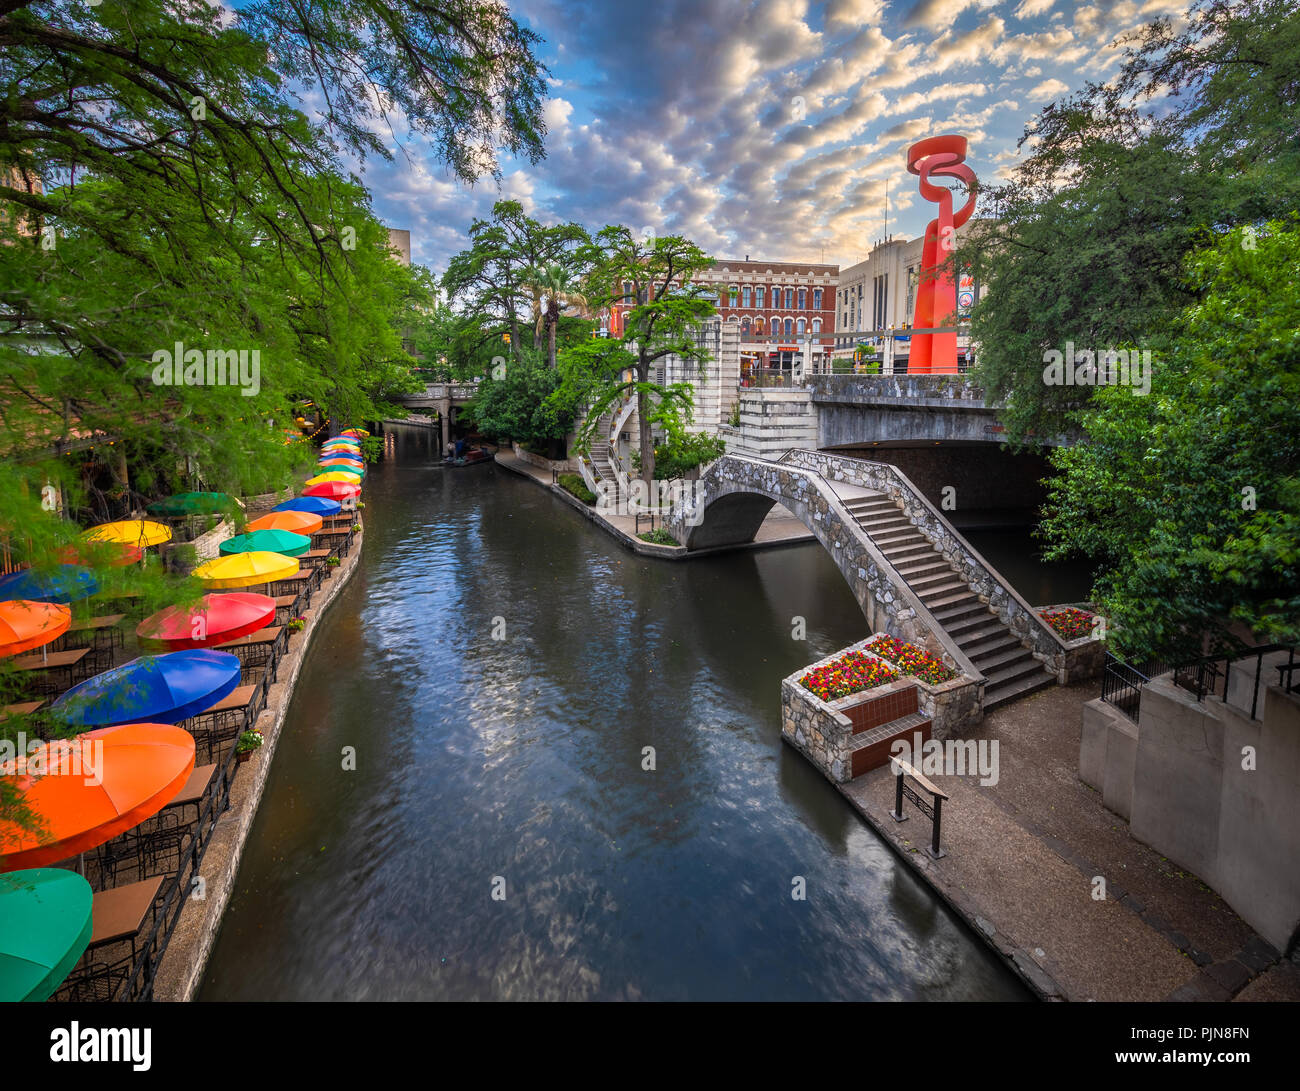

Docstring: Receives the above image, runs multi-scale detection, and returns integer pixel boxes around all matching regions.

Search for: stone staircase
[587,413,627,506]
[840,490,1054,709]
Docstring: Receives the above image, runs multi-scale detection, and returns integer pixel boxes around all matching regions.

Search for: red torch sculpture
[907,135,976,374]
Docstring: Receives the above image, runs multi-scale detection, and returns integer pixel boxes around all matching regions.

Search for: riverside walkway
[844,679,1300,1002]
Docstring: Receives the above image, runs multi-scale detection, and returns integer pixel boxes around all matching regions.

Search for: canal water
[199,425,1030,1001]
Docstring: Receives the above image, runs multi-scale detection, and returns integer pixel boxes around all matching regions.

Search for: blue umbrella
[272,496,342,516]
[0,565,98,604]
[50,649,241,727]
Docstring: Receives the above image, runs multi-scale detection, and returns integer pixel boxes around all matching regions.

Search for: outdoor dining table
[10,647,90,694]
[63,614,126,652]
[2,701,45,719]
[215,626,286,681]
[184,684,264,759]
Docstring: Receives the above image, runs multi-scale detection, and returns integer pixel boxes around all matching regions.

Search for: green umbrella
[0,868,93,1002]
[219,528,312,558]
[147,492,236,517]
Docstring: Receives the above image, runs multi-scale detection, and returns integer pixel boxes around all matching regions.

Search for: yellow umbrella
[305,472,361,486]
[193,551,298,589]
[84,520,172,548]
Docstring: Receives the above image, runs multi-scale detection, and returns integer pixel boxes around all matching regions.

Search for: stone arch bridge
[664,450,1094,711]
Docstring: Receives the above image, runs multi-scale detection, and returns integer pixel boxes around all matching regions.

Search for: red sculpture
[907,135,976,374]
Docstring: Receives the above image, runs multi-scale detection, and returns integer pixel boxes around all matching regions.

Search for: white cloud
[1027,78,1070,101]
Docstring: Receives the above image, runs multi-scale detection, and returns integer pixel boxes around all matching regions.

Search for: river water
[199,425,1030,1001]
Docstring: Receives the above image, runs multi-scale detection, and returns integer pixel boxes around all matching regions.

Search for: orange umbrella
[0,601,71,658]
[0,723,195,871]
[246,510,323,536]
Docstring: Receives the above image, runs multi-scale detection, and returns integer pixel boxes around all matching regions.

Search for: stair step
[857,516,911,533]
[926,590,981,612]
[894,559,951,579]
[873,529,926,546]
[910,571,967,592]
[881,541,936,559]
[961,632,1022,660]
[983,669,1055,710]
[983,657,1050,691]
[972,645,1036,674]
[948,616,1003,641]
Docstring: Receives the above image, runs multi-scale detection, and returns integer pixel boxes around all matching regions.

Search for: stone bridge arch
[666,455,971,671]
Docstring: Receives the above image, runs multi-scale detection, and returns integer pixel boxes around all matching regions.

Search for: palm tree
[521,262,588,368]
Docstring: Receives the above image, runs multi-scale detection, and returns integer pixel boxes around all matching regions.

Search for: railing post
[892,769,906,823]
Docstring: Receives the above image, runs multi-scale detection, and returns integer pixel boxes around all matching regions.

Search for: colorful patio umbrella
[322,439,360,449]
[305,472,360,487]
[49,650,242,728]
[320,446,360,457]
[318,453,363,464]
[0,601,71,658]
[219,529,311,558]
[0,566,98,605]
[0,868,93,1001]
[303,481,360,501]
[146,492,236,517]
[316,463,364,477]
[247,510,323,536]
[137,592,275,650]
[273,497,341,517]
[84,520,172,549]
[193,551,299,589]
[0,723,195,870]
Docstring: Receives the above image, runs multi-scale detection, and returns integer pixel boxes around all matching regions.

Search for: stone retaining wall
[512,442,578,474]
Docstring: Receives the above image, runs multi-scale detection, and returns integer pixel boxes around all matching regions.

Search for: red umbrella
[136,592,275,650]
[303,481,360,501]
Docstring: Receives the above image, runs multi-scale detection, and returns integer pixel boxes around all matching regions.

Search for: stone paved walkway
[840,680,1300,1002]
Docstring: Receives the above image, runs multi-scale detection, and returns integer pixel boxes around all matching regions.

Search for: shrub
[638,528,679,546]
[799,651,897,701]
[1041,607,1097,641]
[557,473,595,504]
[864,636,955,685]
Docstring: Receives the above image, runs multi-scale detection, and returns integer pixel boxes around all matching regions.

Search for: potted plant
[351,523,361,532]
[287,616,306,633]
[235,729,264,764]
[326,556,341,567]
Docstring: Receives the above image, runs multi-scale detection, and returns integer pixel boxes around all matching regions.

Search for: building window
[906,267,917,324]
[796,317,806,336]
[756,285,764,309]
[784,288,794,308]
[798,288,806,310]
[742,285,751,308]
[812,318,821,333]
[741,318,750,335]
[729,285,739,307]
[784,318,793,337]
[813,288,822,309]
[755,317,764,334]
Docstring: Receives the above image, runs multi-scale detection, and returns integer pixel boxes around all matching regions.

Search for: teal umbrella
[219,528,312,558]
[147,492,236,517]
[0,868,93,1001]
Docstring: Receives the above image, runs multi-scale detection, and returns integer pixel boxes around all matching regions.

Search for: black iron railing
[1103,645,1297,724]
[1100,654,1170,723]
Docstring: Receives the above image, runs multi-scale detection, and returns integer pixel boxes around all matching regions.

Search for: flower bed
[1041,607,1096,641]
[864,635,955,686]
[799,650,897,702]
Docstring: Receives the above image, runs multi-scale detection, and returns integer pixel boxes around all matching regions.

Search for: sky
[348,0,1190,275]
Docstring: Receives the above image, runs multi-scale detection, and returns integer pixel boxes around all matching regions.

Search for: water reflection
[199,424,1028,1002]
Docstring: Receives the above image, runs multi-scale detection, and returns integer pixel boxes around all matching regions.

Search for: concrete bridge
[666,450,1099,712]
[806,373,1073,448]
[393,381,481,448]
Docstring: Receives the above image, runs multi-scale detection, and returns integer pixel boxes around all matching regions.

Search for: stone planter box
[1037,602,1107,683]
[781,635,984,784]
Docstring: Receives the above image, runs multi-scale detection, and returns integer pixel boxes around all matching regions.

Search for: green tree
[1040,223,1300,662]
[469,346,574,454]
[573,228,717,484]
[957,0,1300,444]
[521,262,590,369]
